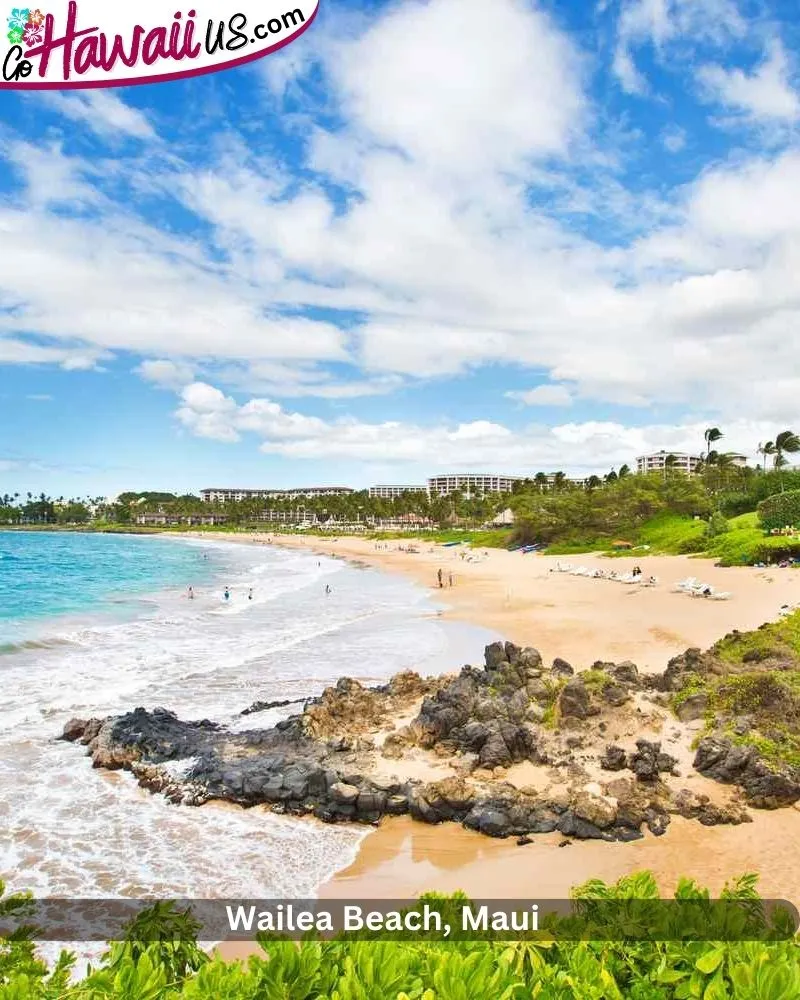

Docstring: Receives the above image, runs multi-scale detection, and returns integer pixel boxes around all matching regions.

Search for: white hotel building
[426,474,524,497]
[635,452,701,476]
[200,487,354,503]
[368,485,428,499]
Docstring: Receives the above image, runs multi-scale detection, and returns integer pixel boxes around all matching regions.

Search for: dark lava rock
[558,679,593,720]
[241,697,305,716]
[600,745,628,772]
[551,658,574,678]
[628,740,676,781]
[610,661,639,687]
[693,737,800,808]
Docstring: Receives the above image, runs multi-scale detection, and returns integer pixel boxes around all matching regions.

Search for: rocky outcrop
[60,639,770,842]
[693,737,800,808]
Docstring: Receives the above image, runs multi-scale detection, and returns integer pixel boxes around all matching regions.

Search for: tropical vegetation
[2,427,800,566]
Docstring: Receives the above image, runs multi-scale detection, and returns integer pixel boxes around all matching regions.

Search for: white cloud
[698,41,800,123]
[3,0,800,444]
[38,91,157,140]
[174,379,774,472]
[136,359,198,389]
[613,0,745,92]
[327,0,585,176]
[507,384,574,406]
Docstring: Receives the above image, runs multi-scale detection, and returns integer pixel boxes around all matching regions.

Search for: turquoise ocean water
[0,530,497,918]
[0,531,209,644]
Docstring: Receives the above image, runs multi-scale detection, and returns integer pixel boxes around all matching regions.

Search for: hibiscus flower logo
[23,16,42,45]
[6,7,46,47]
[7,7,29,31]
[7,7,28,44]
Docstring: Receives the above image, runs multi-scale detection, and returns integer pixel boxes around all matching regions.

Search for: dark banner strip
[2,898,798,941]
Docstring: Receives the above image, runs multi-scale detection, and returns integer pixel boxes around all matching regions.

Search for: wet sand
[321,810,800,904]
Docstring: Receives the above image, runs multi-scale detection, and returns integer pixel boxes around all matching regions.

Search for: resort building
[368,485,428,499]
[426,474,524,497]
[257,508,319,526]
[200,487,355,503]
[635,452,701,475]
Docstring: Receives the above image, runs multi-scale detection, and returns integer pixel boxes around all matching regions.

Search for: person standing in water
[224,586,230,601]
[248,588,253,601]
[187,586,194,600]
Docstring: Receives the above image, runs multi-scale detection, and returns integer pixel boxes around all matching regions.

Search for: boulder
[484,642,508,669]
[572,786,618,829]
[600,745,628,772]
[675,693,709,722]
[629,740,675,782]
[610,661,639,687]
[329,782,360,806]
[551,658,574,678]
[558,679,591,720]
[603,684,630,707]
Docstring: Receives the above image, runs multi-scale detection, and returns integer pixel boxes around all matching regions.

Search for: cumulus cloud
[2,0,800,444]
[174,379,774,472]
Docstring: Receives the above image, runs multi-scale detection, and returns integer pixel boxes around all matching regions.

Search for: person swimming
[224,586,230,601]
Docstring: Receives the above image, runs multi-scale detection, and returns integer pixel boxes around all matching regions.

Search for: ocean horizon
[1,531,497,908]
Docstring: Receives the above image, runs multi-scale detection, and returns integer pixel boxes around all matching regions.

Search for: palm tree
[618,464,631,479]
[774,430,800,491]
[534,472,548,492]
[704,427,723,460]
[663,454,678,481]
[552,472,566,491]
[604,470,618,484]
[757,441,775,472]
[586,475,602,490]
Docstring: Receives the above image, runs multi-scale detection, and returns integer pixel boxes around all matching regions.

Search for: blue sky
[1,0,800,498]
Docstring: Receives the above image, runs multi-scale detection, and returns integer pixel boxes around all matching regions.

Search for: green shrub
[705,512,729,539]
[758,490,800,531]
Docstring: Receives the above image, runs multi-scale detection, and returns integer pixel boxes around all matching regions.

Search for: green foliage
[2,874,799,999]
[705,512,730,539]
[669,611,800,770]
[757,491,800,532]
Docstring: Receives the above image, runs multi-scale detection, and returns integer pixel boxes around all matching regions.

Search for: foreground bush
[2,872,799,998]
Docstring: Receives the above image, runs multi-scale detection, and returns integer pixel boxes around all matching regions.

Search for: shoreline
[177,530,800,672]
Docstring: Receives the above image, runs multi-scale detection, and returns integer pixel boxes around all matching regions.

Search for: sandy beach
[181,531,800,910]
[189,532,800,672]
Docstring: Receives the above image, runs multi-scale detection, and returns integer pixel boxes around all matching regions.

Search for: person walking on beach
[224,586,230,601]
[187,586,194,600]
[325,584,331,595]
[248,588,253,601]
[448,572,454,587]
[437,568,443,588]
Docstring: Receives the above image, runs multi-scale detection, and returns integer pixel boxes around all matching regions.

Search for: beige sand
[320,810,800,904]
[186,531,800,672]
